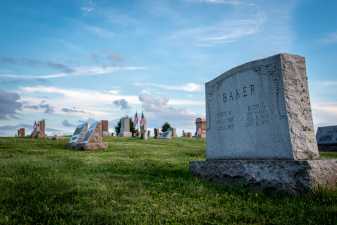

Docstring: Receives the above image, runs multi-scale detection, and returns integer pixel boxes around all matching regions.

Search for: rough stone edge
[280,54,319,160]
[189,159,337,194]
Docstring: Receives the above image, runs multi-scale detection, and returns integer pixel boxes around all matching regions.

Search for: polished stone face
[206,53,319,160]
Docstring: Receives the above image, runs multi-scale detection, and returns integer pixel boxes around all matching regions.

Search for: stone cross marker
[206,53,319,160]
[190,53,337,194]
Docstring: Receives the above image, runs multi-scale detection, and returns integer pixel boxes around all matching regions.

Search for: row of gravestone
[21,53,337,193]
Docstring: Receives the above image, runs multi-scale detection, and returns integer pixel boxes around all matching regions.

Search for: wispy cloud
[24,100,54,114]
[320,31,337,44]
[134,82,202,92]
[81,0,96,13]
[0,57,74,73]
[169,11,265,46]
[187,0,242,5]
[0,65,146,80]
[82,24,115,38]
[61,107,87,114]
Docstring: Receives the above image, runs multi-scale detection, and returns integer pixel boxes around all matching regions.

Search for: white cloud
[0,65,146,80]
[81,24,115,38]
[134,82,202,93]
[17,86,203,121]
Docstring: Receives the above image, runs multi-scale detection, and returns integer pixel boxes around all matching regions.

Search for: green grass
[0,137,336,225]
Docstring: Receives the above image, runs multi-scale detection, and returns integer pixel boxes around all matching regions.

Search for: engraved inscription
[216,111,234,130]
[222,84,255,104]
[245,102,270,127]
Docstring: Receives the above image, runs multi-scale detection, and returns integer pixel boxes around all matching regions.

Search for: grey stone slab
[69,122,88,144]
[190,159,337,194]
[316,125,337,145]
[159,130,172,139]
[205,53,319,160]
[119,117,132,137]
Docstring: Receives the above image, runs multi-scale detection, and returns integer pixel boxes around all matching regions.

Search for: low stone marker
[316,125,337,151]
[190,53,337,194]
[67,122,107,150]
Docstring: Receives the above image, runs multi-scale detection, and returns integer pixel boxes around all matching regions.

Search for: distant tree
[115,120,121,135]
[161,122,172,132]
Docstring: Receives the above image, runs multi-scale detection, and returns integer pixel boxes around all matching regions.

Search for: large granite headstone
[316,125,337,151]
[119,117,132,137]
[190,53,337,193]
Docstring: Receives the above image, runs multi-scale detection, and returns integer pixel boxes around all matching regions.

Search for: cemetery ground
[0,137,336,225]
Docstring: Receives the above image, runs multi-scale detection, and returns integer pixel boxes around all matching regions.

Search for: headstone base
[119,132,132,137]
[66,142,108,150]
[189,159,337,194]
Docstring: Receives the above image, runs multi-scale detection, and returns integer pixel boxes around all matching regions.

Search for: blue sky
[0,0,337,136]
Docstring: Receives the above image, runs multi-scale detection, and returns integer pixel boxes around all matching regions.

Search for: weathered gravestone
[17,128,25,137]
[154,128,159,139]
[172,128,177,138]
[316,125,337,151]
[195,118,206,138]
[119,117,132,137]
[159,130,172,139]
[68,122,88,145]
[31,120,46,138]
[67,122,107,150]
[190,53,337,194]
[101,120,109,136]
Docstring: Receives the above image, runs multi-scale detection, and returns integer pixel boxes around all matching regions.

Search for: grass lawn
[0,137,336,225]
